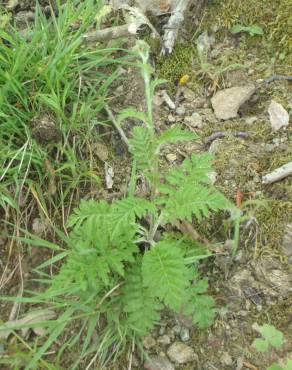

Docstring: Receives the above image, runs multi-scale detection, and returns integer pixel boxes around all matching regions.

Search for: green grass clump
[0,0,121,222]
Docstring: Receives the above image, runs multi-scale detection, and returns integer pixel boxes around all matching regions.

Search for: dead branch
[82,24,130,43]
[262,162,292,184]
[162,0,193,55]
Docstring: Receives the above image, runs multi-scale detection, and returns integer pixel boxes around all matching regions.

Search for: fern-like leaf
[157,154,233,222]
[129,126,156,171]
[111,196,156,237]
[183,279,215,329]
[122,265,161,335]
[165,154,215,186]
[142,240,190,311]
[113,197,156,221]
[162,184,231,222]
[67,200,110,229]
[118,107,148,125]
[157,126,198,147]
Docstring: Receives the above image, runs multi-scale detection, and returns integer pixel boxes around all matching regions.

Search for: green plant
[252,323,292,370]
[2,40,235,369]
[230,24,264,36]
[0,0,121,224]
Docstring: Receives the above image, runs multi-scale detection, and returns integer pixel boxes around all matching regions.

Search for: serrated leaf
[129,126,156,171]
[122,265,161,335]
[117,107,148,125]
[163,184,231,222]
[268,364,284,370]
[157,126,198,147]
[67,200,110,229]
[192,294,215,328]
[252,338,269,352]
[183,281,215,329]
[284,359,292,370]
[142,240,189,311]
[258,324,284,349]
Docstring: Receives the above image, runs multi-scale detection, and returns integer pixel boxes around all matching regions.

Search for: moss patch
[209,0,292,56]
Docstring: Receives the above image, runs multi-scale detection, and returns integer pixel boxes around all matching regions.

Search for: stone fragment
[282,224,292,257]
[176,106,186,116]
[172,324,181,334]
[167,342,197,364]
[245,116,257,125]
[180,327,190,342]
[211,85,256,120]
[268,100,289,131]
[143,335,156,350]
[157,335,171,345]
[220,352,233,366]
[184,112,203,128]
[144,355,175,370]
[182,87,197,102]
[166,153,177,162]
[94,142,108,161]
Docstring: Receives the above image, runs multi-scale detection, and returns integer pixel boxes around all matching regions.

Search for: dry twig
[105,105,130,148]
[262,162,292,184]
[162,0,193,55]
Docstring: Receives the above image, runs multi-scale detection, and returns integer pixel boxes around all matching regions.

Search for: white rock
[167,342,197,364]
[211,85,256,120]
[180,327,190,342]
[268,100,289,131]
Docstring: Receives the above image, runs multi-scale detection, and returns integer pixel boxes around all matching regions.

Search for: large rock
[167,342,197,364]
[211,85,256,120]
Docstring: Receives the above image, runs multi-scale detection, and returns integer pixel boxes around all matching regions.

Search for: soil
[0,1,291,370]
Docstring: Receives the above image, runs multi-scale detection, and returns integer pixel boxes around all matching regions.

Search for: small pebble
[157,335,171,345]
[168,114,176,123]
[176,106,186,116]
[144,355,174,370]
[159,326,166,335]
[184,112,203,128]
[166,153,177,162]
[143,335,156,350]
[220,351,233,366]
[167,342,197,364]
[245,116,257,125]
[236,357,244,370]
[207,171,217,185]
[180,327,190,342]
[172,324,181,334]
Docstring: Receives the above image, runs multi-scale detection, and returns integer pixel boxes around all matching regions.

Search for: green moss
[155,43,196,83]
[207,0,292,57]
[256,200,292,252]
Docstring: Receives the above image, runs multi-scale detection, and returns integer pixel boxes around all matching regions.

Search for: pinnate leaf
[157,126,198,146]
[142,240,189,311]
[122,265,161,335]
